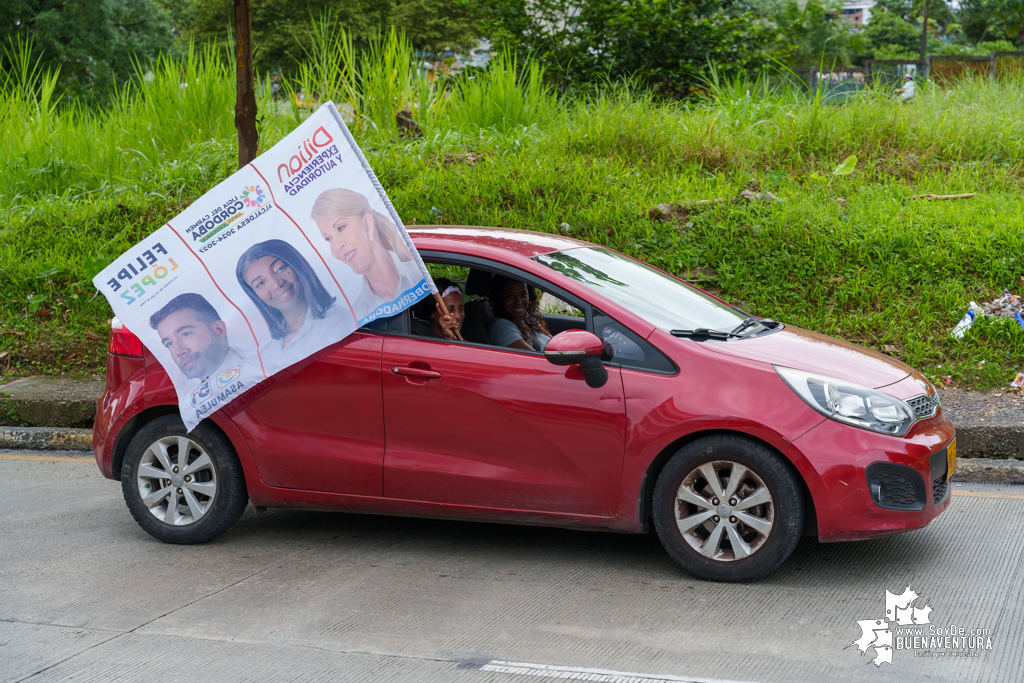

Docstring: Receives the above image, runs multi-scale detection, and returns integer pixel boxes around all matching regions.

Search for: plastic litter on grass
[979,290,1024,323]
[951,290,1024,339]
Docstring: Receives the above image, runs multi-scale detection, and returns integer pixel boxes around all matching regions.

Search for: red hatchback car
[94,226,955,582]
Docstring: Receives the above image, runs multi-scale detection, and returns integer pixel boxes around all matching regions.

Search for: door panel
[381,335,626,516]
[228,332,385,495]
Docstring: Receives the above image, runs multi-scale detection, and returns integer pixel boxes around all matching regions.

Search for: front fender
[607,359,827,533]
[608,416,826,533]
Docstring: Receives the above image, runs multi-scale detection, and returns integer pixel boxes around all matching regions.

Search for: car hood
[704,325,912,389]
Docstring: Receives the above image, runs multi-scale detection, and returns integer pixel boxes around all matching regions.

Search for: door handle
[391,365,442,380]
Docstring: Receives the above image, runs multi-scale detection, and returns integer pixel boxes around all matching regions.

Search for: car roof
[405,225,590,259]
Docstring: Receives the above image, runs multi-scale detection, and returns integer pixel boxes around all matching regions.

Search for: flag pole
[233,0,258,167]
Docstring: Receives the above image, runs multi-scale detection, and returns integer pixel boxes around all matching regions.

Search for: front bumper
[786,411,956,542]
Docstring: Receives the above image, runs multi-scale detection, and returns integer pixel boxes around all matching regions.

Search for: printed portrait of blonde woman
[310,188,426,325]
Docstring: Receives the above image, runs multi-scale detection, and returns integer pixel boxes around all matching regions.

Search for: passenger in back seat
[411,278,464,340]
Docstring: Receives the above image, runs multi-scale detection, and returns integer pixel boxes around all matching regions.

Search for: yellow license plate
[947,437,957,477]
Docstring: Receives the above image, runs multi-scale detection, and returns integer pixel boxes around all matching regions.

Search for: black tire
[652,434,804,582]
[121,415,248,544]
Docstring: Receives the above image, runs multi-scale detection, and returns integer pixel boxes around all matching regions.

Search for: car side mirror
[544,330,609,388]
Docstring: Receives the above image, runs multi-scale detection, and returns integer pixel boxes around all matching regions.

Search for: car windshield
[534,247,745,334]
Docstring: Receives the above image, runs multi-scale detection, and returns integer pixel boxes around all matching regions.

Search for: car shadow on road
[229,505,670,565]
[774,532,946,584]
[221,503,949,587]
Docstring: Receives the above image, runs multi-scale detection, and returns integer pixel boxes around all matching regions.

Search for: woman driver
[236,239,350,366]
[310,188,424,324]
[412,278,464,340]
[487,274,551,351]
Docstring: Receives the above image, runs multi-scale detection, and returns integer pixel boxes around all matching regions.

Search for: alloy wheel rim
[675,460,774,562]
[136,436,217,526]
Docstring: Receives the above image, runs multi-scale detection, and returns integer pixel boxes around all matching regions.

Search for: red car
[94,226,955,582]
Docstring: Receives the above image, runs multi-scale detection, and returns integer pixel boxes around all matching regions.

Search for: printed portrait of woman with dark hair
[236,239,353,367]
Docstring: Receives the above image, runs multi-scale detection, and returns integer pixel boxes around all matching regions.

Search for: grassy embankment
[1,32,1023,389]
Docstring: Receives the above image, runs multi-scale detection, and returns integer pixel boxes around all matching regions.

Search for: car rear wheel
[121,415,248,544]
[653,434,804,582]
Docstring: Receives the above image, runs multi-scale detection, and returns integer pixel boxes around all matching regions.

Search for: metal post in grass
[919,0,929,65]
[234,0,258,167]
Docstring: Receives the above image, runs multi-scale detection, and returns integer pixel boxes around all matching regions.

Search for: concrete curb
[0,426,94,451]
[1,426,1022,485]
[0,376,104,428]
[950,425,1024,460]
[954,457,1024,485]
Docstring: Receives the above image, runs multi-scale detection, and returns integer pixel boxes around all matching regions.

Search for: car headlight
[774,366,916,436]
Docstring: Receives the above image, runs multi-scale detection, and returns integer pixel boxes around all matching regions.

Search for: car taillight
[109,317,144,357]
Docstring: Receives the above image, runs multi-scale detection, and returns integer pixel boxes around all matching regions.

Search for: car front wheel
[652,434,804,582]
[121,415,248,544]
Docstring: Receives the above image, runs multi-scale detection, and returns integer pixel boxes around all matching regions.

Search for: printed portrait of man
[149,294,264,404]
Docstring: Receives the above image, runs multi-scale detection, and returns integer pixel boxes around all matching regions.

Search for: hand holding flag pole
[433,291,464,342]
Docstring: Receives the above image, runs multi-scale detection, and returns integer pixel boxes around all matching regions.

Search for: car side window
[539,292,583,317]
[538,291,586,336]
[593,312,676,374]
[399,255,592,354]
[359,316,390,334]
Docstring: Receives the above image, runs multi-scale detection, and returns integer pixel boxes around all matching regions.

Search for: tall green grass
[286,21,434,137]
[0,40,291,211]
[446,52,555,135]
[1,34,1022,390]
[283,20,556,139]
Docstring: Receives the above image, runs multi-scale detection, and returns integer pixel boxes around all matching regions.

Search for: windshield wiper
[729,316,782,337]
[670,328,739,341]
[729,317,763,336]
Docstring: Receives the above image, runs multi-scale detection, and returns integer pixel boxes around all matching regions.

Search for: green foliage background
[481,0,781,95]
[1,0,1019,106]
[0,39,1022,390]
[0,0,175,99]
[188,0,481,77]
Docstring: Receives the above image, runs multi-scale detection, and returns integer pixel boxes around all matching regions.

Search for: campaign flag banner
[93,103,433,431]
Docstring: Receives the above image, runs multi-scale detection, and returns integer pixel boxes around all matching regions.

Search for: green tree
[0,0,175,99]
[863,8,920,58]
[874,0,955,30]
[876,0,954,27]
[154,0,195,36]
[188,0,481,76]
[388,0,480,49]
[757,0,865,67]
[958,0,1024,45]
[480,0,783,97]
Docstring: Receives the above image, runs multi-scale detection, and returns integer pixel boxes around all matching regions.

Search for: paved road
[2,451,1022,683]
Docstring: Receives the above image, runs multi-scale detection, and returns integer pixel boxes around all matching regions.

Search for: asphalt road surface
[2,451,1022,683]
